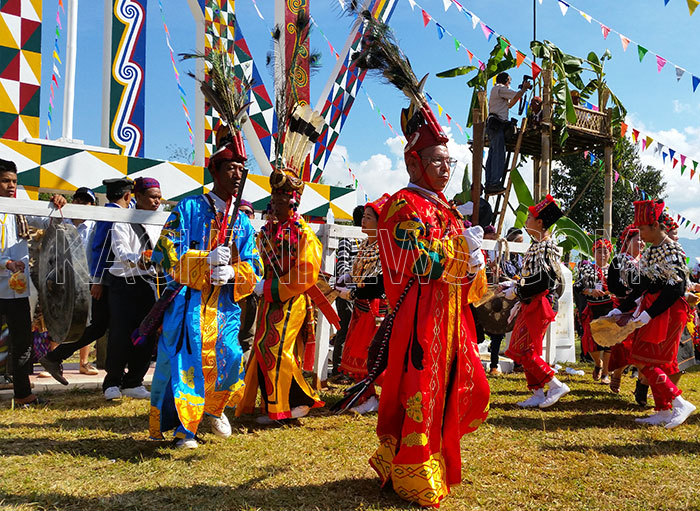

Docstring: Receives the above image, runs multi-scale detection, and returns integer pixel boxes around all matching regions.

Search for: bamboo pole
[540,69,552,196]
[471,91,487,225]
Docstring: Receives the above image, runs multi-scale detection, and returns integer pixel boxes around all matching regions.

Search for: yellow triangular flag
[689,0,699,16]
[437,103,444,116]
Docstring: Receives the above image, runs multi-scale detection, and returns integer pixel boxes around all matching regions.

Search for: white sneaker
[635,409,673,426]
[210,413,232,438]
[351,395,379,415]
[104,386,122,401]
[665,396,697,429]
[517,390,545,408]
[174,438,198,449]
[122,385,150,399]
[539,383,570,409]
[291,405,310,419]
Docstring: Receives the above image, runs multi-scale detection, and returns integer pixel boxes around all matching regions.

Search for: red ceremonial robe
[370,186,490,508]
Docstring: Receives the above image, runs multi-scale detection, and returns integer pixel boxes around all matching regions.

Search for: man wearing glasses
[484,72,531,195]
[370,101,490,507]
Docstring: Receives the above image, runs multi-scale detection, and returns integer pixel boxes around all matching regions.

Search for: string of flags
[581,132,700,235]
[548,0,700,93]
[341,155,369,203]
[158,0,195,163]
[310,15,470,142]
[46,0,65,139]
[663,0,699,16]
[410,0,543,80]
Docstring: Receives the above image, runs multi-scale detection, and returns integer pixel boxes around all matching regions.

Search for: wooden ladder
[494,116,528,236]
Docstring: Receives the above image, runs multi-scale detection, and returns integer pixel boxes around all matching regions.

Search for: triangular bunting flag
[531,62,542,80]
[676,66,685,82]
[688,0,699,16]
[516,51,526,68]
[682,164,687,174]
[693,75,700,92]
[499,37,509,52]
[645,136,654,148]
[443,0,452,10]
[663,152,668,164]
[437,103,444,116]
[656,55,667,73]
[558,0,569,16]
[620,35,631,52]
[681,154,687,166]
[669,148,676,160]
[407,0,417,9]
[675,158,680,170]
[436,23,445,39]
[614,171,620,183]
[421,9,431,27]
[480,22,493,41]
[446,113,452,124]
[600,24,610,39]
[466,49,473,63]
[470,13,480,30]
[637,45,648,62]
[620,122,628,138]
[454,37,460,51]
[692,168,696,180]
[581,11,592,22]
[694,160,699,171]
[632,129,639,143]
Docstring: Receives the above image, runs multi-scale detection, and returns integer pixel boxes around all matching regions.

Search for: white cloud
[625,112,700,239]
[672,100,691,114]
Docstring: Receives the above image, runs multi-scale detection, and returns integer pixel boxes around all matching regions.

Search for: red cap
[529,194,563,229]
[208,131,247,171]
[633,199,664,226]
[365,193,391,218]
[401,103,449,154]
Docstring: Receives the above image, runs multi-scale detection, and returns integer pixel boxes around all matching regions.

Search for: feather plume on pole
[181,48,251,146]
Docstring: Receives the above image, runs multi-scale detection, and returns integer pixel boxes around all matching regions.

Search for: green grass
[1,365,699,510]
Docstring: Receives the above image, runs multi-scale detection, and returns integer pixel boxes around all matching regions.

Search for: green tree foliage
[552,136,665,238]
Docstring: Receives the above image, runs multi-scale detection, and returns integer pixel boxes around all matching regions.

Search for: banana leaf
[436,65,478,78]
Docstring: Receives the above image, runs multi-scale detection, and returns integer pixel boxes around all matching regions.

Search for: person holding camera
[484,72,531,195]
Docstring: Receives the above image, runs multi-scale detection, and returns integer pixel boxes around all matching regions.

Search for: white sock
[548,377,562,390]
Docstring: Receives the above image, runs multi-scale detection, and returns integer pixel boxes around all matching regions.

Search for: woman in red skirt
[336,194,390,414]
[607,199,696,428]
[574,239,615,384]
[606,224,645,395]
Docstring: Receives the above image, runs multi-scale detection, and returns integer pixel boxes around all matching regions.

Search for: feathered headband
[350,10,448,154]
[181,48,251,169]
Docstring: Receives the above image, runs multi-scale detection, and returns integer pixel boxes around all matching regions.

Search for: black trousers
[0,298,32,399]
[103,277,156,391]
[489,334,505,369]
[45,292,109,363]
[332,298,353,374]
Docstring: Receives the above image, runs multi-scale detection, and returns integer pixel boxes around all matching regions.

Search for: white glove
[336,273,352,286]
[253,280,265,296]
[337,287,352,301]
[605,308,622,318]
[210,265,235,286]
[632,310,651,325]
[468,249,485,272]
[504,285,517,300]
[462,225,484,252]
[207,246,231,267]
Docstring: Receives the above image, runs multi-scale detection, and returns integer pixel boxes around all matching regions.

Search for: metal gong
[38,220,90,343]
[473,294,518,335]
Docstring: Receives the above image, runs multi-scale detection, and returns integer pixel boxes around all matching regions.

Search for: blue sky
[39,0,700,237]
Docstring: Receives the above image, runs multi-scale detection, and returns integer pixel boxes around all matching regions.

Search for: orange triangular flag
[516,51,526,68]
[620,122,628,138]
[620,34,631,52]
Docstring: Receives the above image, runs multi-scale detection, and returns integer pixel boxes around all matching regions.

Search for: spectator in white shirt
[484,72,531,195]
[102,177,162,401]
[0,158,66,407]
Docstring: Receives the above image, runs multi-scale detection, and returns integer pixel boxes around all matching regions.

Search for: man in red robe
[370,100,490,508]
